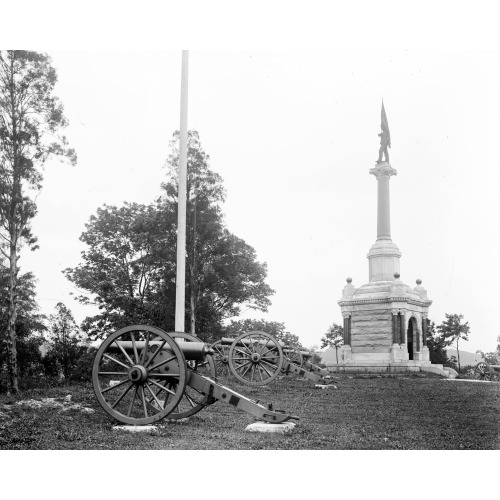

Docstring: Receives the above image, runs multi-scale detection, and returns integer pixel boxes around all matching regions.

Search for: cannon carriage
[474,361,500,381]
[216,331,335,387]
[92,325,299,425]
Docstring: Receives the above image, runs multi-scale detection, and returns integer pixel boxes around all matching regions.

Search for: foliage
[45,303,87,380]
[0,51,76,394]
[70,346,98,382]
[162,131,273,335]
[0,263,47,391]
[223,319,302,346]
[476,335,500,365]
[425,320,449,365]
[65,131,274,342]
[320,323,344,364]
[437,313,470,371]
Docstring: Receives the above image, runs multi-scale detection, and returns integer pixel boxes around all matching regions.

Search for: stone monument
[336,103,434,372]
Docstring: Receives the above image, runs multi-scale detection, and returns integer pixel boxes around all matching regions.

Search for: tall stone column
[367,162,402,282]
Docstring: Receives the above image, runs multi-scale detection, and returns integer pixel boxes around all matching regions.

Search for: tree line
[1,51,496,394]
[0,51,278,394]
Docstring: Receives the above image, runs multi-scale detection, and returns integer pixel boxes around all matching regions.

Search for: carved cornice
[339,297,433,307]
[369,162,397,178]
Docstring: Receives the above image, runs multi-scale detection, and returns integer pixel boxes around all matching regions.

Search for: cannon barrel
[108,340,210,361]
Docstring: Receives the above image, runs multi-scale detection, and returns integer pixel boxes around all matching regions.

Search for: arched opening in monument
[407,317,417,361]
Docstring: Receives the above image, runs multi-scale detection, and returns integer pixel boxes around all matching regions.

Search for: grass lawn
[0,373,498,450]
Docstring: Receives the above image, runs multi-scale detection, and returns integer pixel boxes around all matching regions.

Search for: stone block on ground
[315,384,337,389]
[112,425,159,434]
[246,421,297,434]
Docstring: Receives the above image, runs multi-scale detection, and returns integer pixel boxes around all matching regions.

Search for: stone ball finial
[346,277,352,284]
[416,279,422,285]
[394,272,400,279]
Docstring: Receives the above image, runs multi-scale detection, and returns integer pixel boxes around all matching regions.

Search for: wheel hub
[251,353,261,363]
[128,365,148,383]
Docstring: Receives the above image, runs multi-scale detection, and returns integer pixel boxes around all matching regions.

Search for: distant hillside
[445,349,483,366]
[320,347,483,365]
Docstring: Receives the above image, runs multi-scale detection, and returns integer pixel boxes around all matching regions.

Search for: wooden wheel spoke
[148,355,176,372]
[238,341,253,355]
[111,382,134,409]
[240,363,253,378]
[260,362,273,378]
[103,353,130,370]
[98,371,128,376]
[235,360,252,370]
[260,346,278,357]
[127,385,139,417]
[130,331,139,363]
[144,340,167,369]
[101,378,130,393]
[184,392,197,408]
[149,378,178,397]
[145,383,164,409]
[140,331,151,365]
[260,358,278,371]
[113,340,135,366]
[233,347,252,358]
[139,385,148,418]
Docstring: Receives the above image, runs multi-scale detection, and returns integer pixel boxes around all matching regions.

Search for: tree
[162,131,273,335]
[437,313,470,371]
[223,319,302,346]
[0,261,47,391]
[476,335,500,365]
[0,51,76,394]
[320,323,344,364]
[64,202,174,338]
[46,303,85,381]
[425,320,449,365]
[65,131,274,342]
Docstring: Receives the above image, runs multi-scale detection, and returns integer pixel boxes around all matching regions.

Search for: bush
[71,346,97,382]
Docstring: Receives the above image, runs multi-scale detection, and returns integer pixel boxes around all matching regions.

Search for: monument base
[325,361,451,377]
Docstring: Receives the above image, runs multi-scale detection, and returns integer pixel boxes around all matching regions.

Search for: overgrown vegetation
[0,51,76,394]
[64,131,274,343]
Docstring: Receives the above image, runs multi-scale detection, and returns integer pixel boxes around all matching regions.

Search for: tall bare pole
[175,50,189,332]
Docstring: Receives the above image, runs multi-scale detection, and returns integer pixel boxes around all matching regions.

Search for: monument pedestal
[340,345,353,363]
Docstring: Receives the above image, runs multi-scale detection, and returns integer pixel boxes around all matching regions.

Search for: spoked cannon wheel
[92,326,187,425]
[284,345,304,368]
[210,339,231,377]
[228,331,284,386]
[144,332,216,420]
[474,361,491,381]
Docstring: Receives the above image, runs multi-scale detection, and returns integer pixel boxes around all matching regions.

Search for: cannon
[474,361,500,381]
[92,325,299,425]
[218,331,335,386]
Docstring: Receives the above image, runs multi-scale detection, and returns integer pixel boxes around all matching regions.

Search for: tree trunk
[335,347,338,364]
[6,239,19,395]
[456,339,460,371]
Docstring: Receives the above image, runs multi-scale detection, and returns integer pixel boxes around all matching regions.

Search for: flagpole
[175,50,189,332]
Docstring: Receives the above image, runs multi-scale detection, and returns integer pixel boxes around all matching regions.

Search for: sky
[15,49,499,353]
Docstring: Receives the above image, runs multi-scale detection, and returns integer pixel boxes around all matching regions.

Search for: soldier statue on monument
[377,101,391,163]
